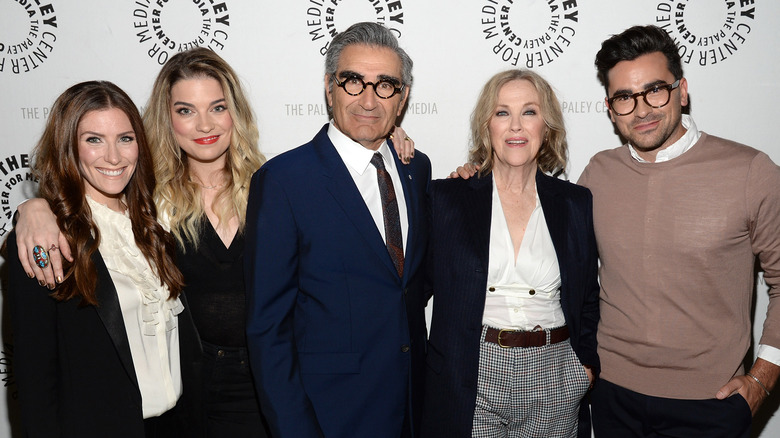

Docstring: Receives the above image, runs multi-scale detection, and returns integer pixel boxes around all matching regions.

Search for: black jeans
[202,341,270,438]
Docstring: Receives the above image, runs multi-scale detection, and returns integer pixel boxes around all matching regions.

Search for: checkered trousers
[471,325,590,438]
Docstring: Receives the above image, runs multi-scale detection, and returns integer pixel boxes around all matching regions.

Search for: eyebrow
[494,101,540,108]
[338,70,363,80]
[612,79,670,96]
[338,70,402,85]
[80,130,135,137]
[172,98,227,107]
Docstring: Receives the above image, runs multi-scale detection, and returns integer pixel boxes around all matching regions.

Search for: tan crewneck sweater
[579,132,780,399]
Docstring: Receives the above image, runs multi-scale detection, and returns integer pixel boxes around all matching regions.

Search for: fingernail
[27,272,34,279]
[47,283,55,290]
[38,280,46,287]
[56,276,63,284]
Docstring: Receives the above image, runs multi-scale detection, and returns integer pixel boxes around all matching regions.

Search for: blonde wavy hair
[144,48,265,249]
[469,69,568,177]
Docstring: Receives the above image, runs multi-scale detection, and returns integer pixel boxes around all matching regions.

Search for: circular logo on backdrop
[479,0,580,68]
[304,0,406,56]
[0,0,59,75]
[130,0,232,65]
[654,0,756,66]
[0,154,39,239]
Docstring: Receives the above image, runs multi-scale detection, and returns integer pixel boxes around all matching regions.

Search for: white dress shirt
[482,179,564,330]
[328,121,409,250]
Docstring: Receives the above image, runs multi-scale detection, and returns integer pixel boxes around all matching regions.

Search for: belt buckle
[497,329,514,348]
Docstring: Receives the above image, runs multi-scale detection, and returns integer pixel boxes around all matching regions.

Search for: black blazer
[6,232,203,438]
[421,170,600,438]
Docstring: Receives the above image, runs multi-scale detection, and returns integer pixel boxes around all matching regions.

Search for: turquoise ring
[32,245,50,269]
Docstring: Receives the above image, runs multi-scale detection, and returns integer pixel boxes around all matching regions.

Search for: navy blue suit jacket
[421,171,600,438]
[245,124,431,438]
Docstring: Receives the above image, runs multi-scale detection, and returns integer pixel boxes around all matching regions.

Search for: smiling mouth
[352,110,382,119]
[633,119,661,131]
[97,168,125,177]
[195,135,220,145]
[506,139,528,146]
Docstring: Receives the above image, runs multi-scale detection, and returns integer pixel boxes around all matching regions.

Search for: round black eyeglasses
[332,74,405,99]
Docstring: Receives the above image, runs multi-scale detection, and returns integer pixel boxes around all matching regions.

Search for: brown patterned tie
[370,152,404,277]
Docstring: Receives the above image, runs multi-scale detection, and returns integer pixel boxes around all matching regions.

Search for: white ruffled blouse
[88,196,183,418]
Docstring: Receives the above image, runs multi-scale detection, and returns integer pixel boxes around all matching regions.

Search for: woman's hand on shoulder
[390,126,415,165]
[15,199,72,289]
[448,163,479,179]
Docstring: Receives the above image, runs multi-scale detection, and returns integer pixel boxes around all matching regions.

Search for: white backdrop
[1,1,779,436]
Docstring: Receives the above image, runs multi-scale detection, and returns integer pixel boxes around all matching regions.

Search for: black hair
[595,25,683,90]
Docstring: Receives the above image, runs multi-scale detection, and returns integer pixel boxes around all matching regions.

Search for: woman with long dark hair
[7,80,201,437]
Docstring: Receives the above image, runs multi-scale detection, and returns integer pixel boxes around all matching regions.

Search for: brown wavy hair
[469,69,568,177]
[33,81,184,305]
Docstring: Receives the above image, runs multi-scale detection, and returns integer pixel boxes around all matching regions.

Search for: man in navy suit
[245,22,431,438]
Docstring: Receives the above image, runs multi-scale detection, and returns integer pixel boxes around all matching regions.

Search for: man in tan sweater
[578,25,780,437]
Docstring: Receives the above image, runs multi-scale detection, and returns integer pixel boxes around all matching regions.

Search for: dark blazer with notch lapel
[245,124,431,438]
[421,170,600,438]
[6,231,203,438]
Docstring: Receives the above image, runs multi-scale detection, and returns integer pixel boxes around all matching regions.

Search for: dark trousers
[144,407,179,438]
[202,341,270,438]
[590,379,751,438]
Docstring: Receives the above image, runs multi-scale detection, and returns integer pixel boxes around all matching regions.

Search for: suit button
[404,288,408,295]
[401,345,410,353]
[217,349,225,357]
[529,289,536,296]
[488,287,495,292]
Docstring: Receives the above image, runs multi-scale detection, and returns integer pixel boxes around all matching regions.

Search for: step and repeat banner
[1,1,779,436]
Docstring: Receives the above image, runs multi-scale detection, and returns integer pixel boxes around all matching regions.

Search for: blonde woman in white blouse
[6,81,202,438]
[422,70,600,438]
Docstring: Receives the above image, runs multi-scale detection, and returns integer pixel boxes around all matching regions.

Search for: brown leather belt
[485,326,569,348]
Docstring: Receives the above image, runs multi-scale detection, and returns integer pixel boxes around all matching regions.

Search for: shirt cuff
[757,344,780,367]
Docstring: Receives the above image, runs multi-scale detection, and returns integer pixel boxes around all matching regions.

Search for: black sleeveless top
[176,219,247,348]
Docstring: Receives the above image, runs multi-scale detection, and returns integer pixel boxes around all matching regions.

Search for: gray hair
[325,22,413,90]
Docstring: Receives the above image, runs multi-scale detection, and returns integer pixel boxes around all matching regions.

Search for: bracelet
[746,372,771,396]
